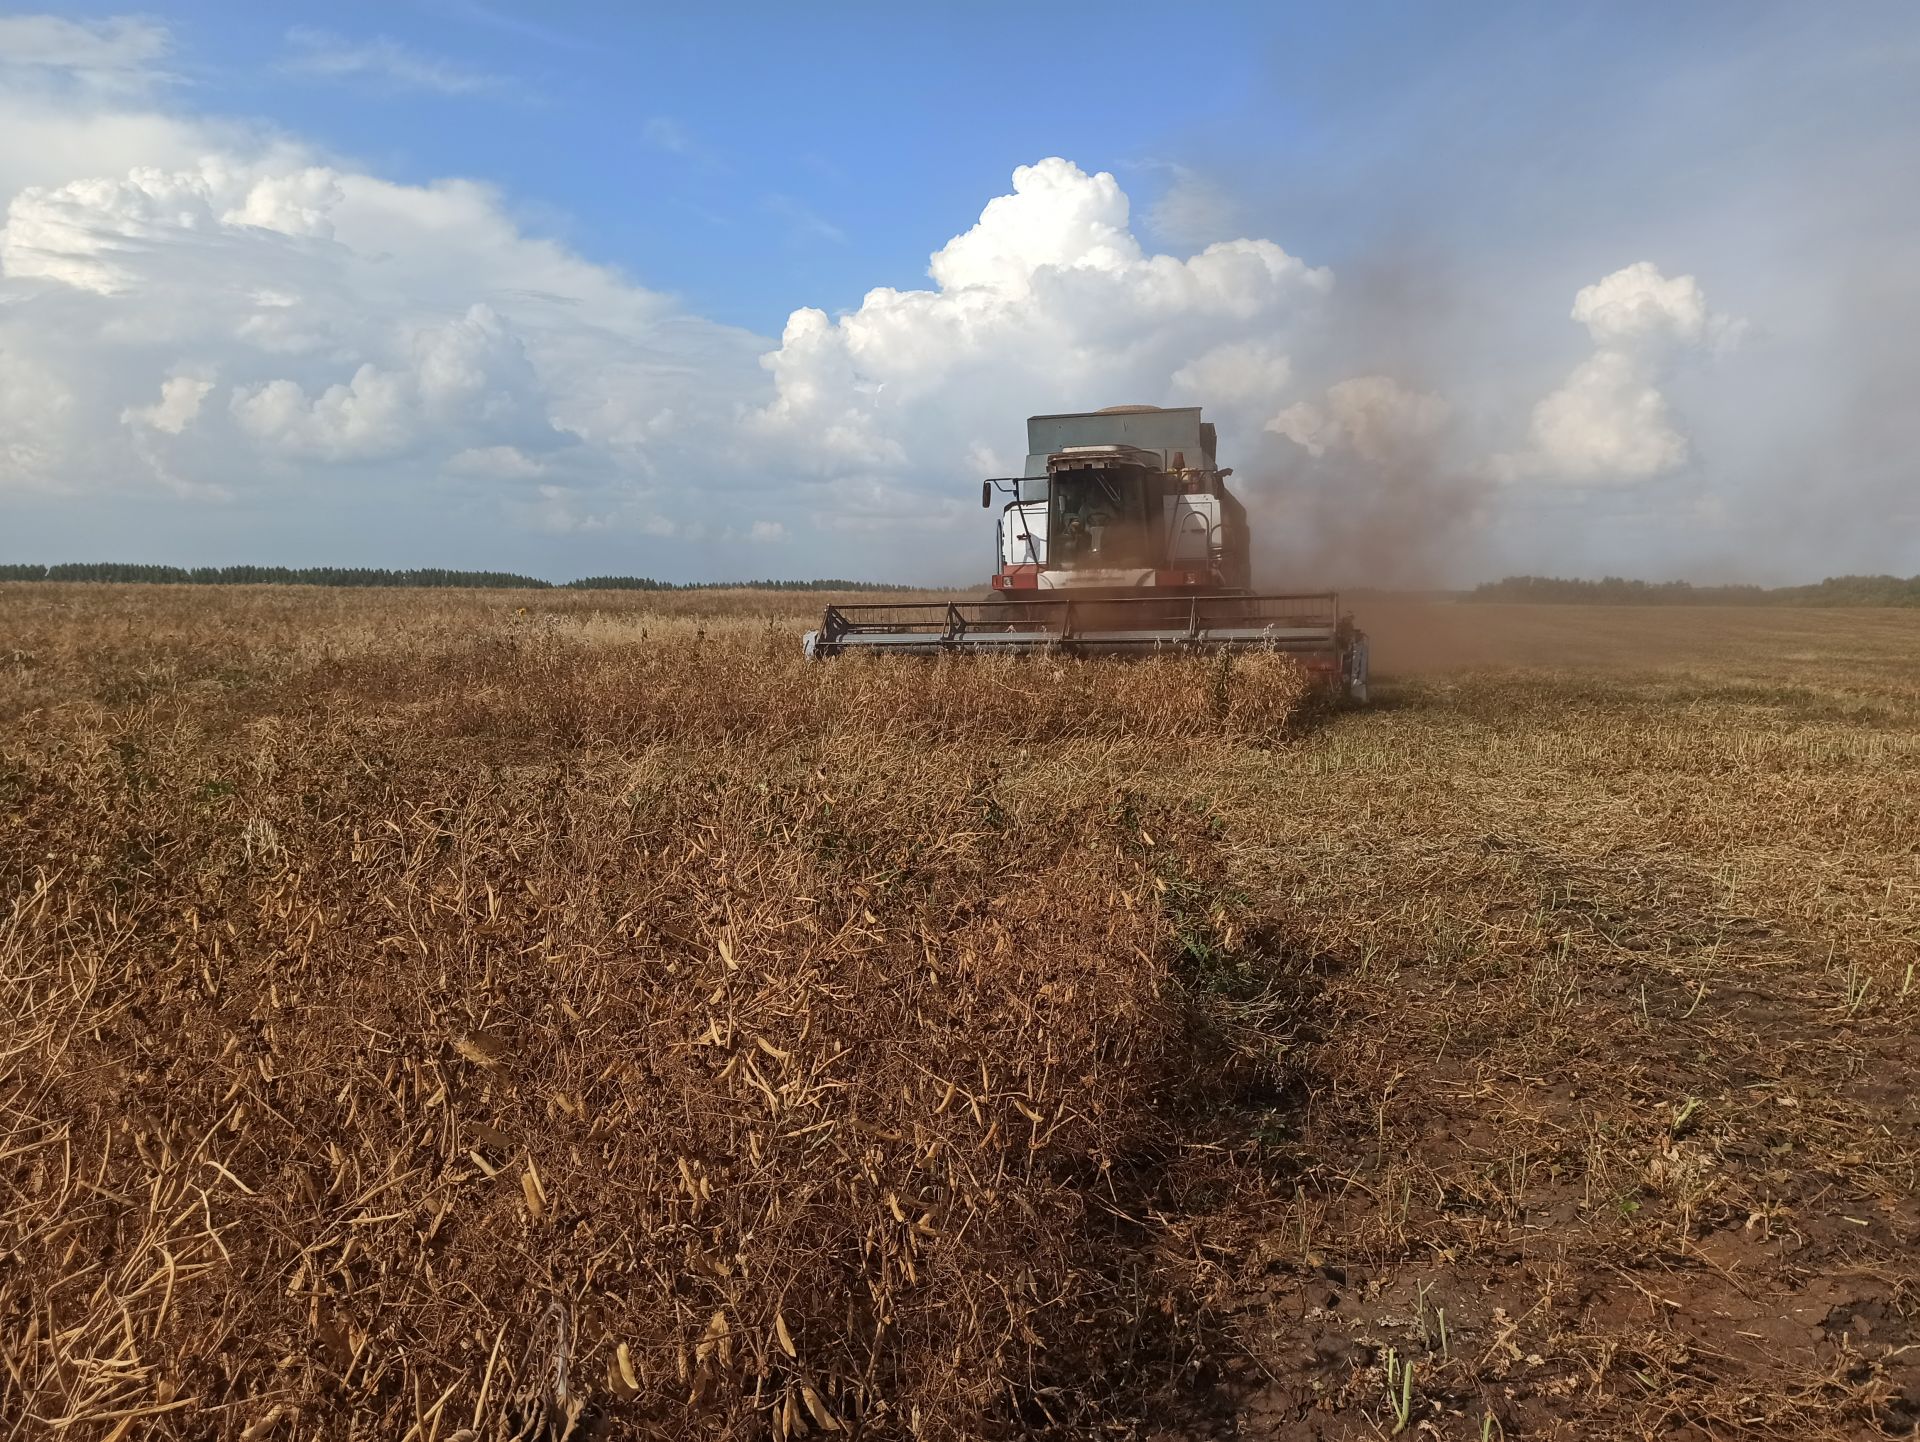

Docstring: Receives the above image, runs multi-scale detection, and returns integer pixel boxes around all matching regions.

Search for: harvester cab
[804,405,1368,700]
[985,428,1250,597]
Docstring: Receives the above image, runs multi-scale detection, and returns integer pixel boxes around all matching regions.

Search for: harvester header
[803,404,1367,699]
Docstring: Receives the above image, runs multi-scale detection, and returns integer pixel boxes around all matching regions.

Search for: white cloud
[446,444,545,479]
[1496,262,1740,485]
[1570,261,1747,356]
[0,116,1351,554]
[928,159,1136,295]
[229,304,556,460]
[0,15,168,88]
[0,159,352,296]
[0,39,1777,581]
[1572,261,1710,348]
[281,29,511,97]
[0,347,74,490]
[803,477,971,537]
[0,111,764,508]
[1173,340,1292,410]
[525,483,612,534]
[749,158,1332,536]
[1514,349,1688,480]
[122,374,213,434]
[1268,376,1450,463]
[231,365,414,460]
[222,168,344,237]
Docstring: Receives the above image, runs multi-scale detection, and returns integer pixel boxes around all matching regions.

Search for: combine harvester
[803,405,1368,700]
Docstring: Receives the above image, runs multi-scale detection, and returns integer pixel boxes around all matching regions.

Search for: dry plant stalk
[0,587,1308,1440]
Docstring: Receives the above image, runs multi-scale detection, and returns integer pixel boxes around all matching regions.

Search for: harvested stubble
[0,597,1310,1440]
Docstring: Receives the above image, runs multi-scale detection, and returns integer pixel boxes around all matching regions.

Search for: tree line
[1467,574,1920,607]
[0,564,905,592]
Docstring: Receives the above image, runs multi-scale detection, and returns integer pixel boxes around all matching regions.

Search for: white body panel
[1001,502,1047,568]
[1164,493,1220,568]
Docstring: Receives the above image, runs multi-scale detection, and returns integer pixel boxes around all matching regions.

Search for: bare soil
[1170,603,1920,1440]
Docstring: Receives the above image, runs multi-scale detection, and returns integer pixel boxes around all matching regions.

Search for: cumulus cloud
[0,110,764,514]
[232,366,414,460]
[0,21,1787,586]
[0,57,1753,587]
[927,160,1136,294]
[749,157,1331,536]
[122,374,213,434]
[1516,350,1688,479]
[1,160,343,294]
[224,299,613,462]
[0,127,1448,573]
[1573,261,1711,348]
[523,483,614,535]
[1497,262,1740,485]
[1268,376,1450,463]
[1172,340,1292,409]
[0,347,74,490]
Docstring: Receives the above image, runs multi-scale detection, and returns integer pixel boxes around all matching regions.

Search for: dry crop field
[2,584,1916,1441]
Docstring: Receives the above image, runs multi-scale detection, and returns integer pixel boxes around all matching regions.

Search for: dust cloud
[1229,250,1493,593]
[1238,421,1486,594]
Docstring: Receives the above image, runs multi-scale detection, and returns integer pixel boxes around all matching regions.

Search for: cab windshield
[1048,467,1154,569]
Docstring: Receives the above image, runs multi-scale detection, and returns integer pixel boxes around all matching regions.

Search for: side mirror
[981,481,992,508]
[1219,468,1233,479]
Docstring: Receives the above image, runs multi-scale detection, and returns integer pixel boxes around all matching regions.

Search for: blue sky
[139,0,1352,326]
[139,0,1301,326]
[128,1,1801,324]
[1,3,1916,583]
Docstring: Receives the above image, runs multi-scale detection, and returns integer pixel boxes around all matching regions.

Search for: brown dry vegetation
[2,584,1917,1441]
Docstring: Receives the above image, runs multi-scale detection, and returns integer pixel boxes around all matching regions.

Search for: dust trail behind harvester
[1240,423,1486,596]
[1230,247,1494,597]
